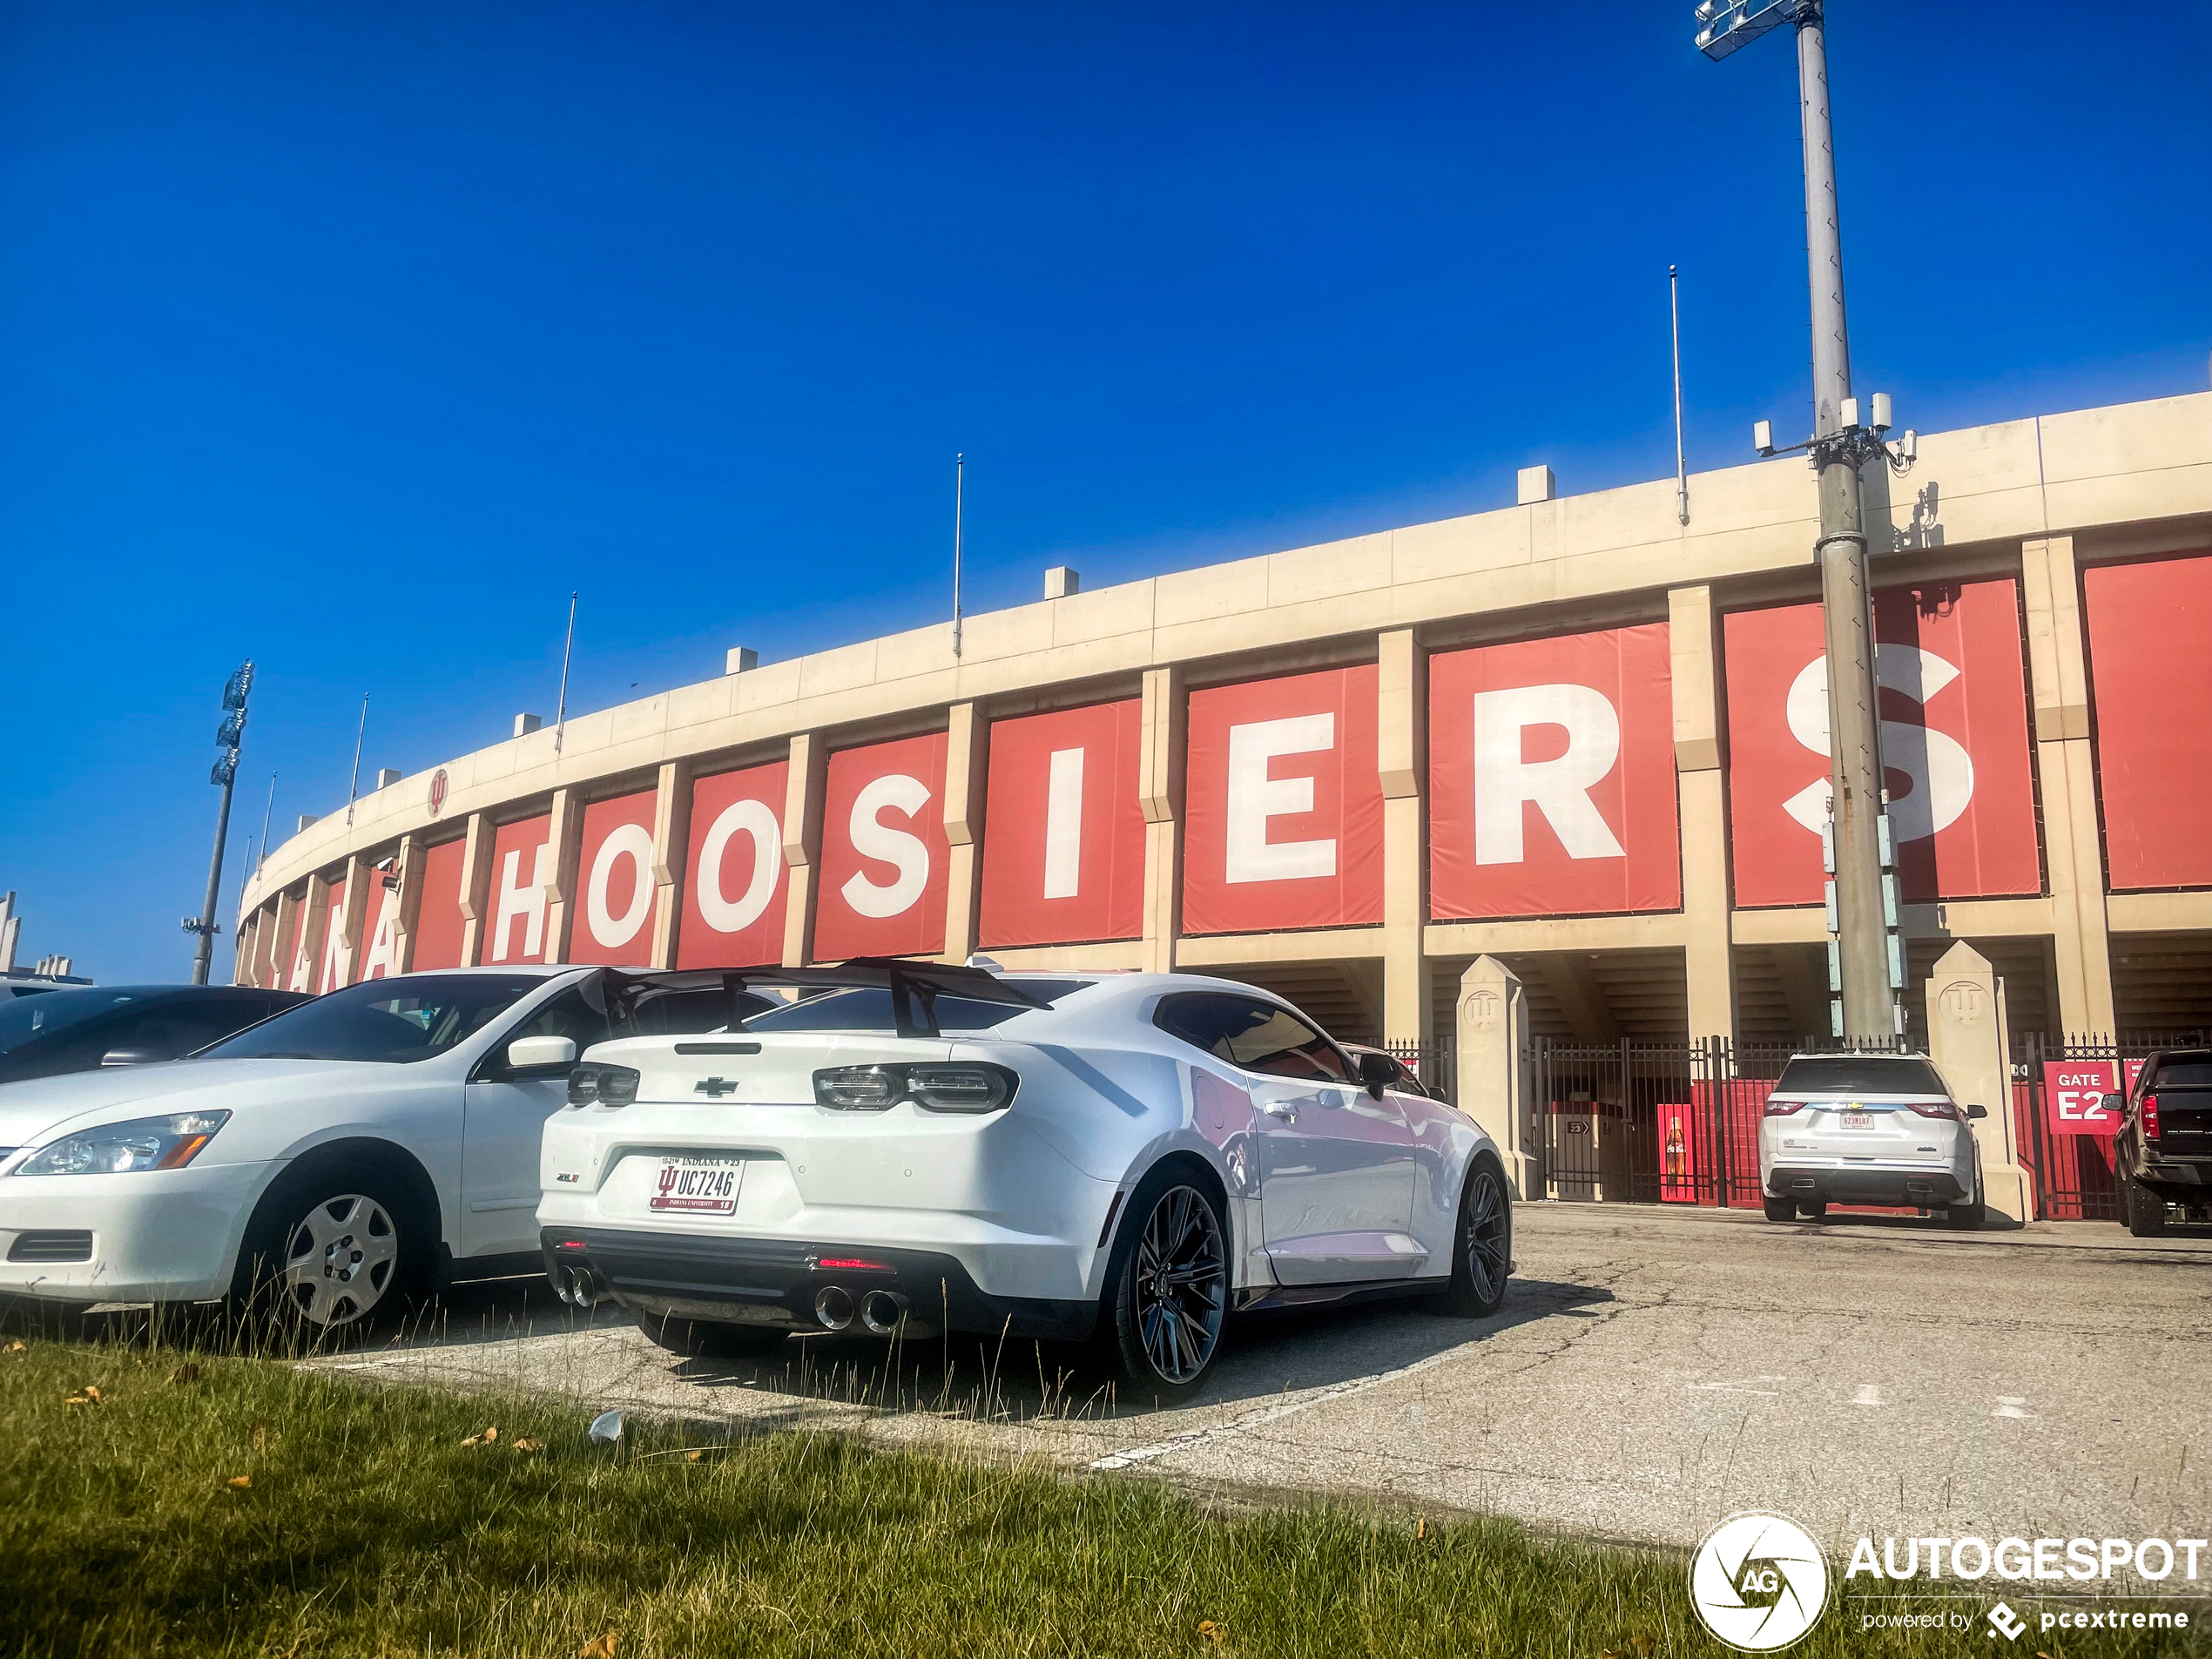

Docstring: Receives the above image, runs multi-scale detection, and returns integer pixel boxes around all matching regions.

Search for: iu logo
[428,768,450,816]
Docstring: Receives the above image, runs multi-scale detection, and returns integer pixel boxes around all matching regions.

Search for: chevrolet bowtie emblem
[693,1077,738,1097]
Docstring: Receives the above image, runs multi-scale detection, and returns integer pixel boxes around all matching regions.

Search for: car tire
[2126,1180,2168,1238]
[633,1308,791,1360]
[1797,1199,1830,1220]
[232,1157,434,1337]
[1434,1154,1512,1318]
[1097,1164,1230,1406]
[1762,1195,1798,1223]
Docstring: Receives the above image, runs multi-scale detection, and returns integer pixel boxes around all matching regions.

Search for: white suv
[1757,1051,1987,1228]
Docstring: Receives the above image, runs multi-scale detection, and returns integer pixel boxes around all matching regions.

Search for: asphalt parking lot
[323,1203,2212,1552]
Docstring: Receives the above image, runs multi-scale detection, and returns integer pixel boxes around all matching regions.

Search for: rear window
[2147,1059,2212,1089]
[1774,1055,1947,1096]
[741,980,1087,1035]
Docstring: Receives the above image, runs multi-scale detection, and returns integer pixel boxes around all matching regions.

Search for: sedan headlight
[812,1062,1018,1115]
[13,1111,233,1177]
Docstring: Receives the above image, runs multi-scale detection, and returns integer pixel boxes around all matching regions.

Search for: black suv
[0,985,310,1085]
[2110,1048,2212,1237]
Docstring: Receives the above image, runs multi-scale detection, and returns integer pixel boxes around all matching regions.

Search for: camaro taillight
[1762,1096,1804,1116]
[567,1063,640,1109]
[2142,1093,2161,1141]
[812,1062,1019,1114]
[1907,1101,1964,1121]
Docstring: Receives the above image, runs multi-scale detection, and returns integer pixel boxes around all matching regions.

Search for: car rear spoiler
[607,957,1050,1040]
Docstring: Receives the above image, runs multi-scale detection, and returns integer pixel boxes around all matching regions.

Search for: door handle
[1262,1101,1298,1122]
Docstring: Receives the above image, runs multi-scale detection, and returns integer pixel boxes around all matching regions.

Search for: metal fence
[2015,1030,2209,1221]
[1386,1040,1455,1106]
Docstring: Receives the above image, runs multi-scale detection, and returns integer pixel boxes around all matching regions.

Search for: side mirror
[2098,1093,2124,1114]
[1357,1050,1397,1099]
[506,1035,578,1072]
[1965,1103,1988,1120]
[100,1046,173,1068]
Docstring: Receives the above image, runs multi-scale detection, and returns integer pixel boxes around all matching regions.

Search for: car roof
[1784,1049,1937,1062]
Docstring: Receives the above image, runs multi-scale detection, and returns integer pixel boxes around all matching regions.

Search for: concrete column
[233,912,258,986]
[539,786,585,963]
[254,897,286,989]
[290,873,334,992]
[2020,535,2116,1036]
[1378,628,1432,1049]
[1457,954,1537,1198]
[1138,665,1185,974]
[648,759,692,970]
[1669,585,1737,1042]
[390,834,425,974]
[780,732,827,967]
[941,702,989,964]
[332,854,372,988]
[1925,941,2033,1224]
[456,812,494,967]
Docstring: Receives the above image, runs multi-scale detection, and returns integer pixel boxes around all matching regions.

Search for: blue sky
[2,1,2207,981]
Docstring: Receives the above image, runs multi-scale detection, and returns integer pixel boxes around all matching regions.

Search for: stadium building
[235,390,2212,1220]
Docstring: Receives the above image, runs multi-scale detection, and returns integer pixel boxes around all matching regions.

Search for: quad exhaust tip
[813,1285,855,1332]
[557,1266,599,1309]
[860,1289,909,1337]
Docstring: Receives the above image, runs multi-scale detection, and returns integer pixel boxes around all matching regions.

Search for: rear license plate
[650,1157,744,1216]
[1838,1112,1877,1130]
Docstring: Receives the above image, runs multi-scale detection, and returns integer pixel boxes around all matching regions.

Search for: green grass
[1,1332,2202,1659]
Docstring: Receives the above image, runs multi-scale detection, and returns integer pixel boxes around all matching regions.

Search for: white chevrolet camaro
[538,961,1513,1399]
[0,966,756,1324]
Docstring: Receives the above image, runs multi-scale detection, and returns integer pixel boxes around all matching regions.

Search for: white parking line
[1993,1396,2038,1420]
[1851,1383,1886,1406]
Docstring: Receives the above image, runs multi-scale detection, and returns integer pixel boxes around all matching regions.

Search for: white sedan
[0,966,752,1325]
[538,961,1513,1399]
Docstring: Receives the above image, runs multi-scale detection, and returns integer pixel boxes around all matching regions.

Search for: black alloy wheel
[1436,1156,1512,1318]
[1103,1172,1228,1402]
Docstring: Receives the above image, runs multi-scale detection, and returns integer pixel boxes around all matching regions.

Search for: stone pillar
[1457,954,1537,1199]
[941,702,989,964]
[455,812,495,968]
[1138,665,1184,974]
[1669,585,1737,1042]
[332,854,372,988]
[2021,535,2116,1036]
[780,732,827,968]
[1378,629,1432,1049]
[233,912,259,986]
[539,786,585,963]
[390,834,425,974]
[291,873,333,993]
[1925,941,2033,1224]
[648,759,692,969]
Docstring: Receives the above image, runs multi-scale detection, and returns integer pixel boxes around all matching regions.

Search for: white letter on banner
[491,842,552,961]
[1224,714,1337,884]
[1043,747,1084,900]
[1471,685,1626,864]
[586,822,656,948]
[1782,649,1975,840]
[360,888,397,981]
[841,773,932,918]
[698,798,781,934]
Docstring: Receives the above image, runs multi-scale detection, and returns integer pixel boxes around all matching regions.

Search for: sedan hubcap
[1463,1171,1509,1304]
[1134,1185,1224,1384]
[280,1194,399,1325]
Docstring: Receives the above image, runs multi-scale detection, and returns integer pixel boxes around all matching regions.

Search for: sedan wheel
[280,1194,401,1326]
[1103,1177,1227,1401]
[1436,1157,1512,1317]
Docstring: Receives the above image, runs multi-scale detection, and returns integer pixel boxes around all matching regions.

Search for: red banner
[410,837,468,970]
[1723,577,2040,906]
[814,733,949,961]
[2084,551,2212,889]
[483,814,554,964]
[569,790,659,967]
[1183,666,1383,935]
[678,761,791,969]
[979,698,1145,948]
[1428,624,1679,919]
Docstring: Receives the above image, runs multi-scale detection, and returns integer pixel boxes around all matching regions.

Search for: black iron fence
[1386,1040,1455,1106]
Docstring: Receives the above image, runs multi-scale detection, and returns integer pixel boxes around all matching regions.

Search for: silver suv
[1757,1051,1988,1228]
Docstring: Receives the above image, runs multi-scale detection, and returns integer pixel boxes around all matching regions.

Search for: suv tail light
[1762,1096,1804,1117]
[1906,1102,1965,1122]
[2142,1093,2161,1141]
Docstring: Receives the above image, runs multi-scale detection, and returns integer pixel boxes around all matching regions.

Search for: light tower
[1694,0,1915,1039]
[184,661,253,985]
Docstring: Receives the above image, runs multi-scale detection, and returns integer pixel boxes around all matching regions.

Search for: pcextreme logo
[1689,1512,1831,1651]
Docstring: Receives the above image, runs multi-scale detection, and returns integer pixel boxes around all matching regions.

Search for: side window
[1152,993,1352,1084]
[125,1003,266,1057]
[503,986,613,1055]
